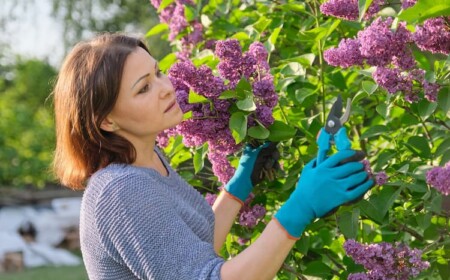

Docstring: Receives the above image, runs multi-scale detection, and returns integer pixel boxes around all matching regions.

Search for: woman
[52,33,373,280]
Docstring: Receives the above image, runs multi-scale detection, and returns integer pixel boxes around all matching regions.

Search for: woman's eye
[138,84,149,94]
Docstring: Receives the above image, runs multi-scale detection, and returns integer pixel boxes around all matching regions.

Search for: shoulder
[87,164,167,204]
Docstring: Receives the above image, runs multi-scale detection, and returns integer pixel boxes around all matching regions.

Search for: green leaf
[229,112,248,144]
[362,81,378,95]
[145,23,169,37]
[248,125,270,139]
[236,95,256,111]
[183,111,192,120]
[436,137,450,157]
[303,261,332,278]
[360,125,388,139]
[376,103,388,119]
[406,136,431,158]
[295,88,316,104]
[338,208,360,239]
[192,50,217,67]
[398,0,450,23]
[158,53,177,72]
[231,32,250,41]
[252,16,272,33]
[295,235,310,255]
[441,149,450,165]
[358,0,374,21]
[417,99,437,120]
[267,121,297,142]
[235,77,252,97]
[360,200,383,224]
[265,25,283,53]
[279,3,306,13]
[193,144,208,174]
[438,88,450,113]
[415,212,432,230]
[281,62,305,76]
[299,26,328,42]
[279,53,315,67]
[158,0,174,12]
[360,186,402,224]
[188,90,209,103]
[219,90,238,100]
[184,5,196,22]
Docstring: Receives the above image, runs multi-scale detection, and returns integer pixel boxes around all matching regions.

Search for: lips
[164,101,176,113]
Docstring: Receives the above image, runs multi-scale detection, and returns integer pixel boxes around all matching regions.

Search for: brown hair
[52,33,150,190]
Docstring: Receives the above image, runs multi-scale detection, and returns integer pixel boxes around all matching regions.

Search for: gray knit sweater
[80,149,224,279]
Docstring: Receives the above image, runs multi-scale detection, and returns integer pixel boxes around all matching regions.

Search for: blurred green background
[0,1,166,279]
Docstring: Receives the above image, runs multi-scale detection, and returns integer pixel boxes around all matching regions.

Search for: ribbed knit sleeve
[93,172,224,280]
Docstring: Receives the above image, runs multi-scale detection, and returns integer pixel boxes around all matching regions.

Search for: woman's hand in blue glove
[274,149,374,238]
[224,142,279,204]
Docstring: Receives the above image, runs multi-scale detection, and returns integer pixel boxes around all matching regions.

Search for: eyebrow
[130,62,159,90]
[131,73,150,90]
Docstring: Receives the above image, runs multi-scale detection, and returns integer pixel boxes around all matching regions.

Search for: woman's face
[106,47,183,143]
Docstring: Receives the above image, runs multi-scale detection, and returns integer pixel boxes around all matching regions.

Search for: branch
[281,263,308,280]
[392,220,424,242]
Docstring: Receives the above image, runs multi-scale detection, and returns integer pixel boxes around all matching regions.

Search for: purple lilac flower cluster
[205,193,218,206]
[344,239,430,279]
[323,17,442,103]
[426,162,450,196]
[413,17,450,55]
[320,0,385,21]
[362,159,388,185]
[165,39,278,184]
[149,0,203,60]
[238,193,266,228]
[204,192,266,229]
[401,0,417,9]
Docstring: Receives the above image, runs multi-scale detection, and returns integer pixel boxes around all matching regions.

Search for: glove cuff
[224,177,253,202]
[271,217,301,240]
[221,189,245,207]
[274,202,314,238]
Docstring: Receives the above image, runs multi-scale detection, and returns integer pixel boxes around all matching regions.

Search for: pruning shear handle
[316,95,352,165]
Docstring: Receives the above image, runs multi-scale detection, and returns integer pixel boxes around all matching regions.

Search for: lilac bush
[426,162,450,196]
[146,0,449,277]
[238,194,266,228]
[149,0,203,60]
[344,239,430,279]
[166,39,278,184]
[322,10,446,103]
[320,0,385,21]
[362,160,388,186]
[413,17,450,55]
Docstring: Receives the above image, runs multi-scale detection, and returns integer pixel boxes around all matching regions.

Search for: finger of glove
[338,150,366,165]
[322,150,356,168]
[262,150,280,169]
[340,170,369,190]
[258,142,278,156]
[244,144,262,155]
[346,179,374,200]
[333,162,365,179]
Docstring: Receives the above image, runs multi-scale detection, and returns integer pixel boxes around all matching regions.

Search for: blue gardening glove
[225,142,279,203]
[274,150,374,238]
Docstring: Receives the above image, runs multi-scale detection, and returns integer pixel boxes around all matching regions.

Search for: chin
[167,111,183,129]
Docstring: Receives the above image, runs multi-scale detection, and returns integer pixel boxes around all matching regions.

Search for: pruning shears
[316,95,352,165]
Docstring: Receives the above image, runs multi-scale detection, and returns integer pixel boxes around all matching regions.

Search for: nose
[159,74,175,98]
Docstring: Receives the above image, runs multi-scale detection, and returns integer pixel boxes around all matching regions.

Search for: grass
[0,265,88,280]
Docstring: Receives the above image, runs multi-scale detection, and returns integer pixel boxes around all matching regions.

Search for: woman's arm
[219,150,374,279]
[220,219,295,280]
[211,191,242,254]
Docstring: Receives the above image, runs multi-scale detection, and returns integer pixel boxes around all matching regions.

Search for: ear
[100,117,119,132]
